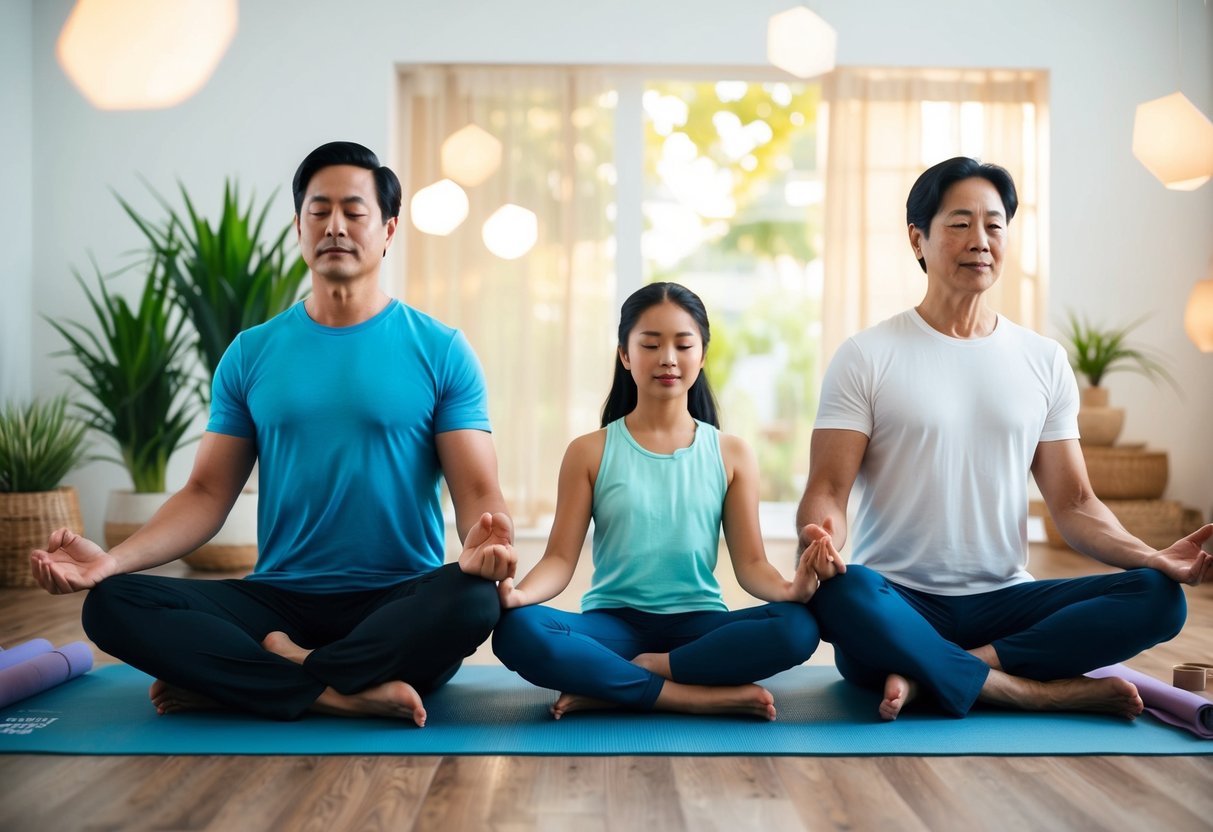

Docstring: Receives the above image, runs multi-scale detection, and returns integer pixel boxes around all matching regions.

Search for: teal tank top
[581,418,728,613]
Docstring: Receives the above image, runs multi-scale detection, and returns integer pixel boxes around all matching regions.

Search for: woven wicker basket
[1043,499,1192,550]
[1082,446,1168,500]
[0,487,84,588]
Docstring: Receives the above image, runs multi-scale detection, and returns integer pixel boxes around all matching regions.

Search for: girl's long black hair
[600,282,720,428]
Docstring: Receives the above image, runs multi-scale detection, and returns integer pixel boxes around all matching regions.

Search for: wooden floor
[1,542,1210,832]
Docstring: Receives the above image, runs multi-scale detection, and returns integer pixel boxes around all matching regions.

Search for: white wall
[1,0,34,404]
[18,0,1213,536]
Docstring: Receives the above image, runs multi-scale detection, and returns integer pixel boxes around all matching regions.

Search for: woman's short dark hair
[905,157,1018,273]
[292,141,402,222]
[601,282,720,428]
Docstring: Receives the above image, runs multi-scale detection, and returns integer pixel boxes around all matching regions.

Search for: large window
[396,66,1048,524]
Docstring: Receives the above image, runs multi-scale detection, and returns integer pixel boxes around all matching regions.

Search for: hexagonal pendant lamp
[57,0,238,111]
[766,5,837,79]
[1132,91,1213,191]
[1131,0,1213,191]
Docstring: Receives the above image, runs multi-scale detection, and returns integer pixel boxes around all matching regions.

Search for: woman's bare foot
[879,673,918,721]
[262,631,311,665]
[551,682,776,721]
[980,670,1143,719]
[551,692,619,720]
[655,681,777,720]
[631,652,672,679]
[148,679,221,715]
[312,680,427,727]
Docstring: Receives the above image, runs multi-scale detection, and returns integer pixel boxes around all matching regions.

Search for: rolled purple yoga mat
[0,642,94,710]
[0,639,54,672]
[1087,664,1213,739]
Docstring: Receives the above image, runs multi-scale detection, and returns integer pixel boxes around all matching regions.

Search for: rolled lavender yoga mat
[0,642,94,710]
[1087,664,1213,739]
[0,639,54,672]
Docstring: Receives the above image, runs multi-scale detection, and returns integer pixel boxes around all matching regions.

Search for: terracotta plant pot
[1077,386,1124,447]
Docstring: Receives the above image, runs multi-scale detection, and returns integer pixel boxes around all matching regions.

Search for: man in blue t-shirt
[31,142,516,726]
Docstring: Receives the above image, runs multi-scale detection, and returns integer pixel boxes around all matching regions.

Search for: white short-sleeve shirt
[815,308,1079,594]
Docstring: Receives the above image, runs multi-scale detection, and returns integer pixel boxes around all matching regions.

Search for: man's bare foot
[262,631,311,665]
[631,652,672,679]
[551,692,619,720]
[655,681,777,721]
[980,670,1143,719]
[148,679,221,715]
[312,680,427,727]
[879,673,918,721]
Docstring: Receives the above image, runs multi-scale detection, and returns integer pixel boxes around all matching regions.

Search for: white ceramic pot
[103,489,258,574]
[183,491,258,572]
[103,491,171,549]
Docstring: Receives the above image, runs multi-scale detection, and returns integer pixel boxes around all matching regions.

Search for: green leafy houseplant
[48,256,202,493]
[0,396,89,493]
[120,181,309,391]
[1062,311,1177,390]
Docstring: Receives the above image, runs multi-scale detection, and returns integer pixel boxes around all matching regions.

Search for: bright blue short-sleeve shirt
[207,300,491,592]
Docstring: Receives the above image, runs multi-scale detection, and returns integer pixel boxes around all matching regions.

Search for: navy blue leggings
[811,564,1187,716]
[82,564,500,720]
[492,602,820,709]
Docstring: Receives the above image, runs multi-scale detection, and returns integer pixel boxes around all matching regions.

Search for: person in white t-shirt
[797,156,1211,721]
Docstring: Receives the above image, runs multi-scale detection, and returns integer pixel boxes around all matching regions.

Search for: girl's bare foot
[312,680,427,727]
[551,692,619,720]
[631,652,672,679]
[148,679,221,715]
[980,670,1143,719]
[879,673,918,721]
[655,681,777,721]
[262,631,311,665]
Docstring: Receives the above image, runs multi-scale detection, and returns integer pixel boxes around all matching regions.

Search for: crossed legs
[811,565,1185,720]
[83,564,499,722]
[492,603,819,720]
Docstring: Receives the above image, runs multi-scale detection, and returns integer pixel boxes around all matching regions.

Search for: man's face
[295,165,397,284]
[909,176,1007,297]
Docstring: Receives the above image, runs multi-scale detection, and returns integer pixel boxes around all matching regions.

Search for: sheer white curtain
[820,68,1049,365]
[396,67,616,525]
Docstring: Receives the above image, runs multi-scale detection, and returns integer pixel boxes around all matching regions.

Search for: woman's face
[620,301,705,402]
[909,176,1008,297]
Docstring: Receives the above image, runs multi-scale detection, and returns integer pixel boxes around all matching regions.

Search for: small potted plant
[0,396,89,587]
[1062,311,1177,446]
[49,252,202,552]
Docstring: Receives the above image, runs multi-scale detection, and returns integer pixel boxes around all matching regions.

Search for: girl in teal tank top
[493,283,831,719]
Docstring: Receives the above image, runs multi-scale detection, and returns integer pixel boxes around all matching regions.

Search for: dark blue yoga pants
[492,602,820,709]
[810,564,1186,716]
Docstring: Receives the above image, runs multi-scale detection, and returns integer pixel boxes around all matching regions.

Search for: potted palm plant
[49,254,202,554]
[121,181,309,389]
[0,396,89,587]
[1062,312,1177,446]
[120,182,308,570]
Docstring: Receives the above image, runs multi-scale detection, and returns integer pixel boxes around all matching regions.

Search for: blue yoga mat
[1,664,1208,756]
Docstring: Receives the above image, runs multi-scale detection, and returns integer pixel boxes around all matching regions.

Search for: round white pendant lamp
[57,0,238,110]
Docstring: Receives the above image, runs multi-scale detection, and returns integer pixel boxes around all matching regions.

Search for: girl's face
[620,301,705,401]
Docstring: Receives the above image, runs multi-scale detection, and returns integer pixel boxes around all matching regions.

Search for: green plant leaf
[123,179,309,393]
[0,396,90,493]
